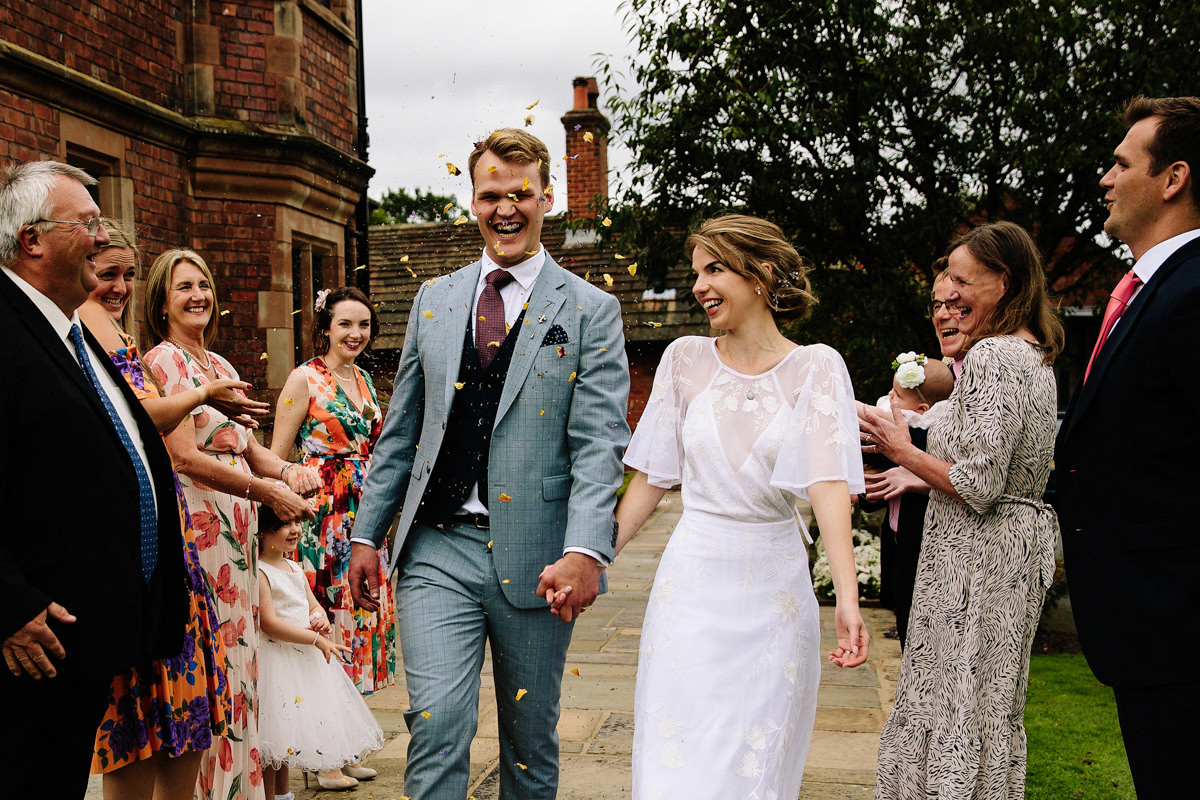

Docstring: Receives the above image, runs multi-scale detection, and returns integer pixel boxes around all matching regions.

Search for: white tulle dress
[256,560,385,771]
[625,336,865,800]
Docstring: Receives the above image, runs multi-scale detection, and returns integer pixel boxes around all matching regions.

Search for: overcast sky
[360,1,638,214]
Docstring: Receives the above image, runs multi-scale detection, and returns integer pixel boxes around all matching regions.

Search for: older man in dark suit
[0,161,187,800]
[1056,96,1200,798]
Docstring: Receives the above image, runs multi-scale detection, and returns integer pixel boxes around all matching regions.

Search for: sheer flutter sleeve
[771,344,866,498]
[624,337,694,489]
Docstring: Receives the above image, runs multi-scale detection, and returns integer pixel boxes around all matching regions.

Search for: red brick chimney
[560,76,611,218]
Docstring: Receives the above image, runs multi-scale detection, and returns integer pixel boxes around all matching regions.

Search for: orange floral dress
[146,342,264,800]
[91,335,232,772]
[291,358,395,692]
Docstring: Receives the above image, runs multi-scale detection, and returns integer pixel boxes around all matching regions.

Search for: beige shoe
[316,771,359,791]
[342,764,377,780]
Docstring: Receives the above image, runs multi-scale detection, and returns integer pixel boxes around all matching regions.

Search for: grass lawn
[1024,654,1135,799]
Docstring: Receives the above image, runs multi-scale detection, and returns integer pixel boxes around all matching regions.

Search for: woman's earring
[755,286,762,295]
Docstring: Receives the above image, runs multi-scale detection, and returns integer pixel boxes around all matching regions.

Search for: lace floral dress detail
[625,336,864,800]
[146,341,264,800]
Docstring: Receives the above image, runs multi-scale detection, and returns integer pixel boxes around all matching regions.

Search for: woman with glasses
[859,222,1063,799]
[143,250,320,800]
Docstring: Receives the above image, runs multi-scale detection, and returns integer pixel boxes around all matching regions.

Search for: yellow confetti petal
[584,131,594,144]
[220,309,230,316]
[421,711,432,720]
[407,266,416,277]
[568,372,577,381]
[570,667,580,676]
[446,162,461,176]
[647,321,663,328]
[515,688,528,701]
[539,409,545,416]
[524,114,535,126]
[601,217,613,227]
[260,352,268,360]
[291,309,301,315]
[454,382,465,390]
[443,202,453,215]
[487,539,493,549]
[295,695,304,703]
[423,309,434,318]
[628,263,638,276]
[355,264,366,271]
[401,254,410,262]
[583,271,591,282]
[284,397,294,405]
[454,215,469,225]
[498,493,512,502]
[603,273,613,287]
[526,98,540,110]
[487,165,497,173]
[614,253,626,259]
[517,763,528,771]
[502,578,511,584]
[600,348,609,352]
[522,177,530,191]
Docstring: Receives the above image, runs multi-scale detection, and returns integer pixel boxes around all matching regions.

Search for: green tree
[370,187,464,224]
[596,0,1199,395]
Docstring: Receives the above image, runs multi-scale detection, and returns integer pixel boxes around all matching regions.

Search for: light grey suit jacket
[354,254,631,608]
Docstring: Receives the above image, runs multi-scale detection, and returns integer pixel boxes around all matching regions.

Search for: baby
[883,352,955,423]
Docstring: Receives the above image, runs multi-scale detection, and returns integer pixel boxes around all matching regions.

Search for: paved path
[88,492,901,799]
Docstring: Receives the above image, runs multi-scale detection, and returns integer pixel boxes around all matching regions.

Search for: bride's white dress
[625,336,864,800]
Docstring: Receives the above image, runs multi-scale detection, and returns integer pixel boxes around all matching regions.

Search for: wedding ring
[864,434,874,446]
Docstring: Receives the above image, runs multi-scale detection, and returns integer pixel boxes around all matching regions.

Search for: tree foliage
[596,0,1200,395]
[370,187,464,224]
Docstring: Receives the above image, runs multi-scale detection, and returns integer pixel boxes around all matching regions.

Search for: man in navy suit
[0,161,186,800]
[1056,96,1200,798]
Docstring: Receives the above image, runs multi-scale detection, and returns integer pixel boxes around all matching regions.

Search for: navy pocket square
[541,325,569,346]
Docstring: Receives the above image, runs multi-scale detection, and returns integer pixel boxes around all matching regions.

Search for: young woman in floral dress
[271,286,395,697]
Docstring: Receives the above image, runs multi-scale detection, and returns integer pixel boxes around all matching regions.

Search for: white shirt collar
[478,245,546,293]
[1133,228,1200,285]
[1,265,81,343]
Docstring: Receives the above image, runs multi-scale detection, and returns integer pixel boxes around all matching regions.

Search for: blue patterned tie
[68,324,157,582]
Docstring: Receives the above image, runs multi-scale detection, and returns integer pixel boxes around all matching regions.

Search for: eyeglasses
[929,300,965,317]
[32,217,106,236]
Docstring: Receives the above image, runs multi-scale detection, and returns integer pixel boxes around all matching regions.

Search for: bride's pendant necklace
[168,335,212,371]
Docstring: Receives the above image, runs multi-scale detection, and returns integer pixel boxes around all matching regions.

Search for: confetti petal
[260,352,268,360]
[220,309,230,316]
[487,539,493,549]
[446,162,461,176]
[601,217,612,227]
[584,131,594,144]
[454,215,469,225]
[628,263,638,276]
[487,165,498,173]
[570,668,580,676]
[421,711,432,719]
[524,114,535,126]
[526,98,540,109]
[539,409,546,416]
[498,493,512,502]
[355,264,366,271]
[603,273,614,286]
[454,382,465,390]
[423,309,434,318]
[568,372,577,381]
[515,689,528,701]
[522,177,530,191]
[502,578,511,584]
[443,202,453,215]
[291,309,301,315]
[284,398,294,405]
[517,763,528,771]
[401,254,410,262]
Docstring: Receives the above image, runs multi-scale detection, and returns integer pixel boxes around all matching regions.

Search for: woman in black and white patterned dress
[858,221,1064,799]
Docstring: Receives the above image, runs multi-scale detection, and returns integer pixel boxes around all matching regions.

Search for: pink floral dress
[146,342,264,800]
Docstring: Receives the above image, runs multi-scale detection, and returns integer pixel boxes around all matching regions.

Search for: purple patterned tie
[69,324,157,581]
[476,269,515,369]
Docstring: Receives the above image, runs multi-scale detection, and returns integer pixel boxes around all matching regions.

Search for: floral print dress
[91,334,232,772]
[146,342,264,800]
[291,358,395,692]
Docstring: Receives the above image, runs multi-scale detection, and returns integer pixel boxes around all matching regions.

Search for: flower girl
[256,504,384,796]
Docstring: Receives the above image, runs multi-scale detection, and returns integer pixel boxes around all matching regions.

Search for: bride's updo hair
[685,214,816,320]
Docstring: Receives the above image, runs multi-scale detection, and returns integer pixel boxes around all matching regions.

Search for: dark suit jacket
[1055,235,1200,688]
[0,269,187,681]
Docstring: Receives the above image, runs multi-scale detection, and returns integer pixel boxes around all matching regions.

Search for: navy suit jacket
[0,269,187,680]
[1055,235,1200,687]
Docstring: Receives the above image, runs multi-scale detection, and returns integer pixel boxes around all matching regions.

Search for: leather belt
[449,512,490,530]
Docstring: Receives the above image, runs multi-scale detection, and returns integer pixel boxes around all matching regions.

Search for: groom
[349,128,630,799]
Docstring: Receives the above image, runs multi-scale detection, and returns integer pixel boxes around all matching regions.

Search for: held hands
[536,552,604,623]
[204,378,270,429]
[348,542,381,612]
[265,481,316,523]
[307,610,332,635]
[828,603,870,668]
[2,602,75,679]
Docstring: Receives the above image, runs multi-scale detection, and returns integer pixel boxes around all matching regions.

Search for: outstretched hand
[857,401,912,462]
[205,379,270,427]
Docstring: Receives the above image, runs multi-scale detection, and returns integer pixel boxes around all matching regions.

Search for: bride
[613,214,868,799]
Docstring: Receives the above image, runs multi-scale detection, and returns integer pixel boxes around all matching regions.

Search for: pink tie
[1083,270,1142,383]
[476,269,515,369]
